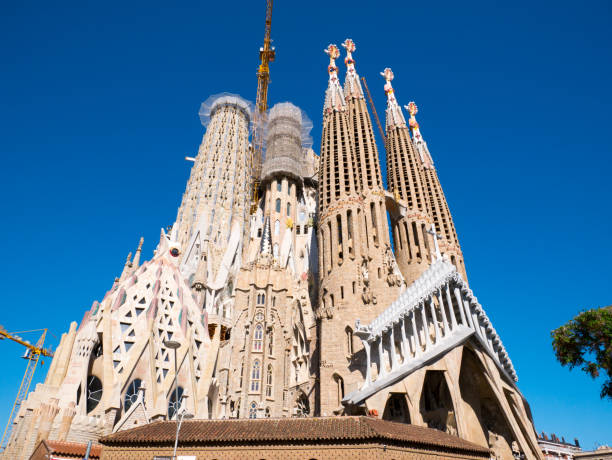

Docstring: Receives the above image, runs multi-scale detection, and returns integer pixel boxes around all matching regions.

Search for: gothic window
[167,386,185,419]
[253,324,263,351]
[86,375,103,414]
[275,219,280,236]
[346,327,354,355]
[123,378,142,412]
[275,198,281,213]
[334,374,345,406]
[256,293,265,305]
[287,202,291,216]
[268,330,273,355]
[266,364,273,397]
[277,181,282,192]
[251,360,261,392]
[249,401,257,419]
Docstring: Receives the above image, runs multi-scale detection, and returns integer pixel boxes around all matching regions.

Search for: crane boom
[250,0,275,212]
[361,76,386,144]
[0,328,53,452]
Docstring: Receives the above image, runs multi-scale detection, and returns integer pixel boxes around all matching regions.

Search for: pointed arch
[419,370,456,433]
[383,393,411,424]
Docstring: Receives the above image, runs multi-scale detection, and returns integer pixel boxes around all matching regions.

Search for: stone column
[34,398,60,449]
[56,402,76,441]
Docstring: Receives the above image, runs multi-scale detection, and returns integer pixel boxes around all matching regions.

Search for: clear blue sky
[1,0,610,450]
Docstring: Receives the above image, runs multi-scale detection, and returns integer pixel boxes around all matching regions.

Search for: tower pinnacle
[342,39,364,99]
[381,68,406,129]
[405,101,433,168]
[323,45,344,113]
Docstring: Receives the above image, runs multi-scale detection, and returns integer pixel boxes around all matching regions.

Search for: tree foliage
[551,306,612,399]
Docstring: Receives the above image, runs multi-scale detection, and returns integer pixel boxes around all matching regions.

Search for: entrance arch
[382,393,411,424]
[419,370,456,432]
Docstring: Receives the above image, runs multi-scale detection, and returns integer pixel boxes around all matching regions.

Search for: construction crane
[361,76,386,144]
[250,0,275,213]
[0,327,53,452]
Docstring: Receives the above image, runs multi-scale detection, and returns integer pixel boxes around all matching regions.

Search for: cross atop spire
[380,67,406,129]
[405,101,434,168]
[323,44,345,113]
[342,38,364,99]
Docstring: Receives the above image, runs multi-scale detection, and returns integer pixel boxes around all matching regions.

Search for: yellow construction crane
[250,0,275,213]
[0,326,53,452]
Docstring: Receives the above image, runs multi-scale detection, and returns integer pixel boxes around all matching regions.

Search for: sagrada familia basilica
[2,38,544,460]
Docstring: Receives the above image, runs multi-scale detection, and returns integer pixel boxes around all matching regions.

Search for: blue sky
[1,0,611,450]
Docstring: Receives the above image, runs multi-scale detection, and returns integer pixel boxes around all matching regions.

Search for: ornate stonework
[4,41,542,460]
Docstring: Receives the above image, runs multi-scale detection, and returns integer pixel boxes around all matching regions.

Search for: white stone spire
[260,215,272,255]
[381,67,407,130]
[405,101,434,168]
[323,44,345,113]
[342,38,364,99]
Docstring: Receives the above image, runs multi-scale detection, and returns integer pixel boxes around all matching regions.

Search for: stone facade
[4,36,545,460]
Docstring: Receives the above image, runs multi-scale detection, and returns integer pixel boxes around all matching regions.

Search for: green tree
[551,306,612,399]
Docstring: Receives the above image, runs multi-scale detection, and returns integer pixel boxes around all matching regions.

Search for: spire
[132,237,144,269]
[119,252,132,281]
[405,102,434,168]
[342,38,364,99]
[381,68,406,130]
[323,44,345,113]
[259,215,272,255]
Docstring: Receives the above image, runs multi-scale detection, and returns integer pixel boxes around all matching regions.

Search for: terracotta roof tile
[44,440,102,458]
[100,416,489,455]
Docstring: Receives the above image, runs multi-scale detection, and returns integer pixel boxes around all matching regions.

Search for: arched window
[167,386,185,419]
[277,181,282,192]
[268,330,273,355]
[275,198,281,213]
[124,378,142,412]
[86,375,103,414]
[345,327,354,355]
[334,375,345,406]
[253,324,263,351]
[251,360,261,392]
[275,219,280,236]
[266,364,273,397]
[249,401,257,419]
[287,202,291,216]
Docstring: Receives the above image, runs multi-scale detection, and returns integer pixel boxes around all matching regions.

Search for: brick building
[99,416,491,460]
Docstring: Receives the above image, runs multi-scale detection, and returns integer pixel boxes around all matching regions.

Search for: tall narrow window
[253,324,263,351]
[287,202,291,216]
[239,362,244,388]
[346,327,354,355]
[370,202,378,244]
[347,210,354,256]
[275,198,281,213]
[250,360,261,392]
[336,214,343,260]
[277,181,282,192]
[266,364,273,397]
[249,401,257,418]
[412,222,421,257]
[275,219,280,236]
